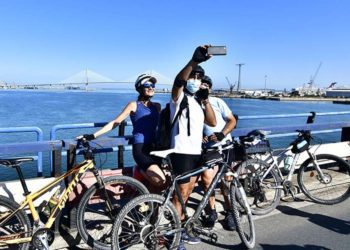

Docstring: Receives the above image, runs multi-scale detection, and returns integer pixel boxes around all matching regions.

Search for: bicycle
[239,129,350,215]
[0,139,148,250]
[111,143,256,249]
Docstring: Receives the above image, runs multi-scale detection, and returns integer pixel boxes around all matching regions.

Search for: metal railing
[0,127,44,176]
[1,111,350,178]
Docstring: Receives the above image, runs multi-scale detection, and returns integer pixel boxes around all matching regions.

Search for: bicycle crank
[185,219,218,243]
[31,228,54,250]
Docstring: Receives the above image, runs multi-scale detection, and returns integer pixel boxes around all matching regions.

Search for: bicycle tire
[76,175,149,250]
[111,194,181,250]
[0,195,31,250]
[240,159,282,215]
[230,182,255,249]
[297,153,350,204]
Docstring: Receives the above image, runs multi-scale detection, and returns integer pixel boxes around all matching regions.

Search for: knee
[202,172,214,188]
[152,178,167,188]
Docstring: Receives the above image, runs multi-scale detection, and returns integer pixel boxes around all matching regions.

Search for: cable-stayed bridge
[1,69,173,90]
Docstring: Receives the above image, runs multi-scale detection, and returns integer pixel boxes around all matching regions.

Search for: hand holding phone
[207,46,227,56]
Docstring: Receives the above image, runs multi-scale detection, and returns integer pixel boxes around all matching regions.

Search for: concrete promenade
[52,184,347,249]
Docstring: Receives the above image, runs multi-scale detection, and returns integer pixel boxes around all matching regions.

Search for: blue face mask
[186,79,201,94]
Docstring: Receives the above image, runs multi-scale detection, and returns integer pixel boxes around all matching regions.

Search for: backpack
[155,95,189,150]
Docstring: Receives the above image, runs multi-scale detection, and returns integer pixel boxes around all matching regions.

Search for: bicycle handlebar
[76,138,95,160]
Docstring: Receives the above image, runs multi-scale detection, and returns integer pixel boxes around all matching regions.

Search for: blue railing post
[50,122,108,173]
[341,127,350,142]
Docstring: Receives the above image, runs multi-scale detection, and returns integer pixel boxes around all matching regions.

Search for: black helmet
[135,74,157,92]
[189,65,205,78]
[202,75,213,88]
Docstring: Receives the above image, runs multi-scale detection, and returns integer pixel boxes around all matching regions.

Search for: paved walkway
[53,187,315,249]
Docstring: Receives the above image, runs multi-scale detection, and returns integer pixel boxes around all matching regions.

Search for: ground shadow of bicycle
[277,205,350,235]
[258,244,331,250]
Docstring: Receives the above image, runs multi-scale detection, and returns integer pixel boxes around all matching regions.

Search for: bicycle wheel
[240,159,282,215]
[77,175,149,250]
[0,195,31,250]
[298,153,350,204]
[111,194,181,250]
[230,181,255,249]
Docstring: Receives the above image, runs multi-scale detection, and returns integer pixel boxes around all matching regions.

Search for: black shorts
[132,143,160,171]
[170,153,202,184]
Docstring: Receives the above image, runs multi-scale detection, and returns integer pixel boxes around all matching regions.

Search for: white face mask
[186,78,201,94]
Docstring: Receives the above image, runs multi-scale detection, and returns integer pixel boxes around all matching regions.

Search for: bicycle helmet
[135,74,157,92]
[202,75,213,88]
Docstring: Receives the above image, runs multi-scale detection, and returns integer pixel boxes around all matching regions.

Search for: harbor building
[326,88,350,98]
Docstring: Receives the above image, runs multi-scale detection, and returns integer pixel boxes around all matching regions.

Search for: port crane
[308,62,322,88]
[225,76,236,94]
[328,82,337,89]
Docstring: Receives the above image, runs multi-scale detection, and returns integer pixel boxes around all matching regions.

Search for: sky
[0,0,349,90]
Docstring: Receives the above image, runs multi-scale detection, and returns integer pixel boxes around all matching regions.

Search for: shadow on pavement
[259,243,331,250]
[276,205,350,234]
[200,237,247,250]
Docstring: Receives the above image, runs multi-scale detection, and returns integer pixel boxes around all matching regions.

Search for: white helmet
[135,74,157,92]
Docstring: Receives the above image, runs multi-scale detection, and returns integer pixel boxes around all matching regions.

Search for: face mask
[186,78,201,94]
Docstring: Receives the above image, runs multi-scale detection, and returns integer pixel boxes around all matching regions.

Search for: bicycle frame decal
[0,159,95,246]
[49,160,95,225]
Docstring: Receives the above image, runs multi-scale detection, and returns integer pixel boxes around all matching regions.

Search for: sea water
[1,90,349,181]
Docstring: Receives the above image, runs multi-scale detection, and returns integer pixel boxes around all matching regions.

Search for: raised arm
[172,45,211,102]
[93,102,136,138]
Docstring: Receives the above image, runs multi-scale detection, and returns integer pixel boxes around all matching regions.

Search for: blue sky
[0,0,349,90]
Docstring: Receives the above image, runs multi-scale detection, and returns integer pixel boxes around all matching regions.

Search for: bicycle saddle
[150,149,176,159]
[0,157,34,167]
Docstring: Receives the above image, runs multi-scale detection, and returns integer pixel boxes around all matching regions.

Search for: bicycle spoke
[299,154,350,204]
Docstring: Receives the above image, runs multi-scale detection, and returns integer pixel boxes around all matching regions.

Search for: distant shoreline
[2,89,350,104]
[210,93,350,103]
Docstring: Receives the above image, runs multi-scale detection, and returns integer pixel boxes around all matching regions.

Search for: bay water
[1,90,349,181]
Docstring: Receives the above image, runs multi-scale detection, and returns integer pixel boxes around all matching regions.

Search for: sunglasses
[142,82,155,89]
[189,72,203,79]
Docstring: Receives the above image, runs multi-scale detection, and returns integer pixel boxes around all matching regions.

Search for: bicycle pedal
[209,232,218,243]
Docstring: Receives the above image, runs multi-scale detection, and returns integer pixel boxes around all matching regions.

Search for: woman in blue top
[80,74,166,192]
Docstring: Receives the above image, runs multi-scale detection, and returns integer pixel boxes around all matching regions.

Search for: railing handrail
[0,126,44,176]
[1,110,350,178]
[239,110,350,120]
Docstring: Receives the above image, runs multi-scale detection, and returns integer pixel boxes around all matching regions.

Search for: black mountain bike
[111,143,256,250]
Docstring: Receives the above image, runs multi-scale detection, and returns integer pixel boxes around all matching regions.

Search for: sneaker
[177,241,186,250]
[202,209,218,228]
[224,211,236,231]
[181,232,201,245]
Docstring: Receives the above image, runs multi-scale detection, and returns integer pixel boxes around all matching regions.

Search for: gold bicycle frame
[0,159,95,246]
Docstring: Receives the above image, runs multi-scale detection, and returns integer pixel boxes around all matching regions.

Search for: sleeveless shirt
[130,101,159,144]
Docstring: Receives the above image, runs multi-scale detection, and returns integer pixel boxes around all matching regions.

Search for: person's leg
[170,154,201,246]
[173,176,197,220]
[200,166,219,227]
[201,166,218,210]
[141,164,167,193]
[221,148,236,231]
[133,143,166,193]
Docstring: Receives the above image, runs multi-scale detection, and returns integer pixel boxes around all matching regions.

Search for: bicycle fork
[307,151,331,184]
[228,171,253,215]
[92,168,115,218]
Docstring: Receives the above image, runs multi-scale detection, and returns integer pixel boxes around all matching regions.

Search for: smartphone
[208,46,227,55]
